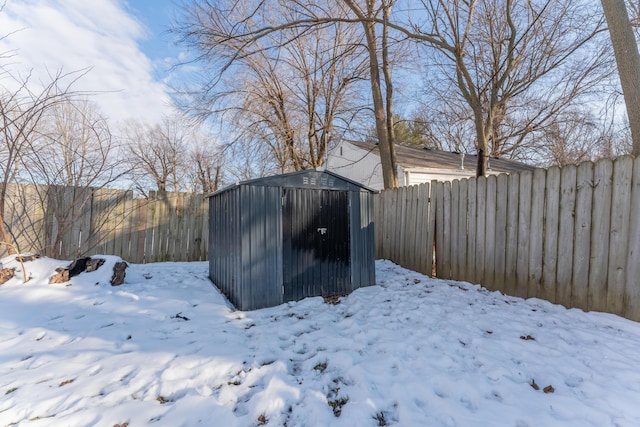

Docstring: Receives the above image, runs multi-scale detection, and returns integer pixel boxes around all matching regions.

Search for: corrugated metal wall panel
[238,186,282,310]
[209,187,242,305]
[350,191,376,288]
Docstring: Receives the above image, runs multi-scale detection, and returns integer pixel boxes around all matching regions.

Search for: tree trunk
[473,110,489,176]
[341,0,398,189]
[0,186,17,255]
[382,1,398,187]
[602,0,640,156]
[363,21,398,189]
[0,215,16,255]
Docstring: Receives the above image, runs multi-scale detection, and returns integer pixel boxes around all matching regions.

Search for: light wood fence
[1,184,208,263]
[374,156,640,322]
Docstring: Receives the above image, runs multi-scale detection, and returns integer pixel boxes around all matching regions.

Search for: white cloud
[0,0,175,124]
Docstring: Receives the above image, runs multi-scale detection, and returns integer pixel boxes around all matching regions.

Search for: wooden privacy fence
[1,184,208,263]
[374,155,640,322]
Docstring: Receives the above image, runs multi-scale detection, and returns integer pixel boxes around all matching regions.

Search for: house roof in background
[345,140,536,174]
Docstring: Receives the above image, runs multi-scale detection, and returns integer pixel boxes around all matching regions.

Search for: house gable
[326,140,404,190]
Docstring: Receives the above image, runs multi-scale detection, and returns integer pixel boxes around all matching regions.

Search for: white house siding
[327,141,523,189]
[328,141,474,189]
[403,168,475,185]
[327,140,401,190]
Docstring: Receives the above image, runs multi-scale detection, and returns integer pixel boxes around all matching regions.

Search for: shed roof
[345,140,536,174]
[209,168,377,198]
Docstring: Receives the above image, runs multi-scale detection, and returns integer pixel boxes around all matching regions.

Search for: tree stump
[49,257,106,284]
[111,262,127,286]
[48,257,125,286]
[15,254,40,263]
[0,268,15,285]
[49,268,70,284]
[86,258,105,272]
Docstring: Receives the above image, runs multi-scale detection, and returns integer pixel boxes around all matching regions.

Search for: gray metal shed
[208,169,376,310]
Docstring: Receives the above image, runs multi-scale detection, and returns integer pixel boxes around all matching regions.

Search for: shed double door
[282,188,351,302]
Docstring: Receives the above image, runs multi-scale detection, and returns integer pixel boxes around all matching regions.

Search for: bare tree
[122,115,189,194]
[283,21,369,169]
[0,69,86,254]
[27,99,121,186]
[175,2,369,173]
[390,107,475,152]
[338,0,399,187]
[536,109,615,167]
[628,0,640,26]
[173,0,402,188]
[225,137,283,182]
[186,132,225,193]
[392,0,609,175]
[602,0,640,155]
[190,147,223,193]
[12,98,127,258]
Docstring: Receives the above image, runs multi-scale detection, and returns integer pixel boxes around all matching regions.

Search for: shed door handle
[317,227,327,235]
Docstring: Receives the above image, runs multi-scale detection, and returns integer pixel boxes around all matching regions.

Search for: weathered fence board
[516,171,532,298]
[542,166,561,302]
[556,165,577,307]
[450,180,460,281]
[572,162,594,310]
[504,174,518,294]
[466,179,477,284]
[406,186,418,272]
[494,174,508,289]
[527,168,546,298]
[441,181,452,279]
[457,179,468,281]
[433,183,443,277]
[624,156,640,320]
[474,177,487,283]
[414,184,426,274]
[484,176,497,286]
[607,156,633,316]
[589,159,613,312]
[373,155,640,322]
[428,183,437,275]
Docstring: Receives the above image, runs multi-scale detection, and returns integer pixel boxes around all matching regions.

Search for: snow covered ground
[1,255,640,427]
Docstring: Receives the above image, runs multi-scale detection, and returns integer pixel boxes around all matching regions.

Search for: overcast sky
[0,0,185,124]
